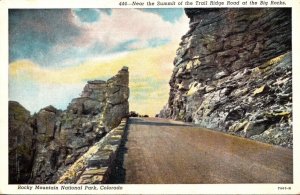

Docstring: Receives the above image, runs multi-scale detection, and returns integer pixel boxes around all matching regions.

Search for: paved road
[110,117,292,184]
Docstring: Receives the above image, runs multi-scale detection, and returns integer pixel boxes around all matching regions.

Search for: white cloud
[70,9,189,50]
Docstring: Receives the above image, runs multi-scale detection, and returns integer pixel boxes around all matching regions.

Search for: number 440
[119,2,127,6]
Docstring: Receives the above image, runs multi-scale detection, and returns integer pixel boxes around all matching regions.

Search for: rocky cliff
[9,67,129,184]
[159,8,292,148]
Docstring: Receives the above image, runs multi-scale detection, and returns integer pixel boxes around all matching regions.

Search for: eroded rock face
[9,67,129,184]
[159,8,292,148]
[9,101,34,184]
[102,67,129,129]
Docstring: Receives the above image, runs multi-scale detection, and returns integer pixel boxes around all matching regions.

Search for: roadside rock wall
[159,8,292,148]
[9,67,129,184]
[56,118,128,184]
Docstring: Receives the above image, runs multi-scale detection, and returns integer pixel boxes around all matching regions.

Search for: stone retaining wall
[56,118,127,184]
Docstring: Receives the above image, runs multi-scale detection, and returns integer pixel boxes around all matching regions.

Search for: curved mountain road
[109,117,292,184]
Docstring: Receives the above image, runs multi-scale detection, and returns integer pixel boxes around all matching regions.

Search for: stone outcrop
[159,8,292,148]
[102,67,129,130]
[9,101,34,184]
[9,67,129,184]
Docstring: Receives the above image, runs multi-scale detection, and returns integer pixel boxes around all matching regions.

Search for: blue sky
[9,9,188,115]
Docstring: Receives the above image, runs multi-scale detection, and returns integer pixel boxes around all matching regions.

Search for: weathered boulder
[103,67,129,129]
[68,97,104,115]
[36,107,57,137]
[102,102,129,130]
[82,80,107,101]
[30,105,61,183]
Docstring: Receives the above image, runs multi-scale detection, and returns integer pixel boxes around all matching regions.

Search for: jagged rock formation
[9,67,129,184]
[9,101,34,184]
[159,8,292,148]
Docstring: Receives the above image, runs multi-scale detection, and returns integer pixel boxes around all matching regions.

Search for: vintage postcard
[0,0,300,194]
